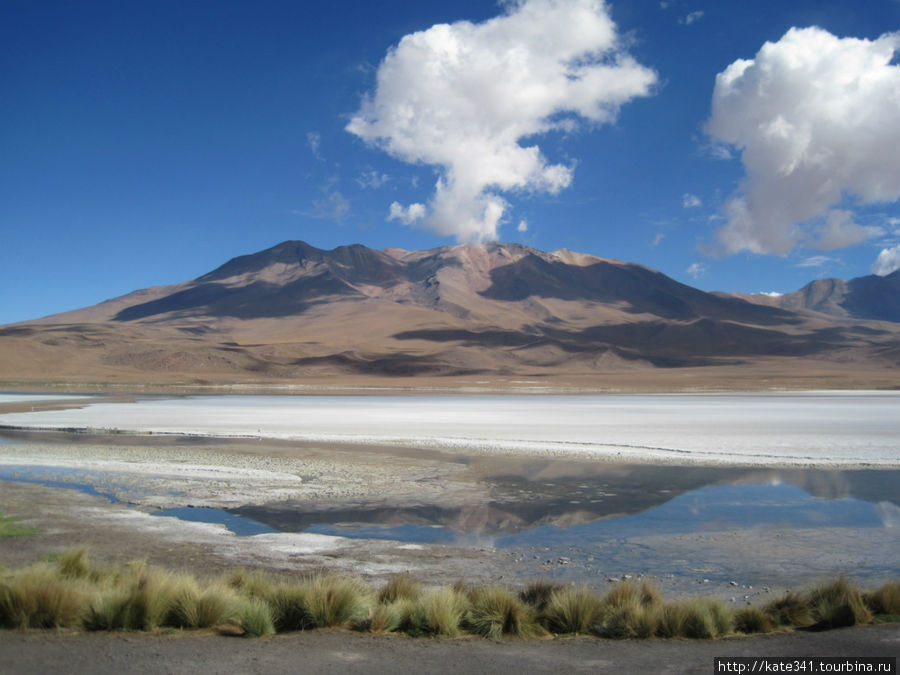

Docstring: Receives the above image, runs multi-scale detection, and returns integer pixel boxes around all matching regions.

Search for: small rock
[729,581,739,586]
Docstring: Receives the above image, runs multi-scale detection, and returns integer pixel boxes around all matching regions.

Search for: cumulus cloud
[347,0,656,242]
[706,27,900,255]
[682,193,701,208]
[388,201,426,225]
[517,219,529,233]
[872,244,900,276]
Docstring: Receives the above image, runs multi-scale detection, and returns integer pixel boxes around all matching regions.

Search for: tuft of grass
[239,597,276,637]
[224,568,279,601]
[541,586,604,635]
[465,586,542,639]
[0,512,40,538]
[765,592,814,628]
[604,580,663,610]
[269,573,372,631]
[56,547,92,580]
[168,582,242,629]
[408,587,470,637]
[865,580,900,617]
[807,578,871,629]
[519,580,566,613]
[0,564,88,629]
[356,599,413,634]
[733,606,775,634]
[658,599,732,639]
[378,574,422,604]
[600,581,664,639]
[269,582,313,632]
[304,573,373,629]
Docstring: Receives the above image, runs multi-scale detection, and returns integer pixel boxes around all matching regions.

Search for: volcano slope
[2,240,898,390]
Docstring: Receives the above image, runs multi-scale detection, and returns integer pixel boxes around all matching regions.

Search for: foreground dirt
[1,624,898,675]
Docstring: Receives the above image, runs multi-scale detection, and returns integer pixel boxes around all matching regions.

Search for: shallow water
[0,465,119,502]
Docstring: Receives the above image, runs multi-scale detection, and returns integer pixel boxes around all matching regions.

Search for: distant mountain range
[2,240,898,388]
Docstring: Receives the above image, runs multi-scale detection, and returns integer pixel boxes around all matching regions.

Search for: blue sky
[2,0,899,325]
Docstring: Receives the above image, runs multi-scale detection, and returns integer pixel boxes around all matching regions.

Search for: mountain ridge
[2,240,899,389]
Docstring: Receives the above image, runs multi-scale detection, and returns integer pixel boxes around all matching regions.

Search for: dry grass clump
[356,599,414,634]
[237,597,276,637]
[268,573,372,631]
[807,578,871,629]
[377,574,421,604]
[765,591,814,628]
[224,568,279,601]
[168,582,244,629]
[465,586,542,639]
[865,580,900,617]
[0,548,896,640]
[541,585,604,635]
[85,564,193,631]
[733,606,775,634]
[600,580,663,639]
[305,573,373,628]
[658,598,732,639]
[408,587,470,637]
[0,564,88,629]
[519,580,565,613]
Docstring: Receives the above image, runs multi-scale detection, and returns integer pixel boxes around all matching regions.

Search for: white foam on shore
[2,392,899,467]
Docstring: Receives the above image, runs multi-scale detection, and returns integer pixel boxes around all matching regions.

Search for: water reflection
[235,469,897,544]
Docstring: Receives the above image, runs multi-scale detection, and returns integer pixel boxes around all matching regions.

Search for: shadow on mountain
[393,319,850,366]
[114,274,361,321]
[479,254,801,325]
[292,352,485,377]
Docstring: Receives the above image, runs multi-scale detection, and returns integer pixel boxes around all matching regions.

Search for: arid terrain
[1,241,898,391]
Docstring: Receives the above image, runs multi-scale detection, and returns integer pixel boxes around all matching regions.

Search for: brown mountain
[2,240,898,389]
[739,270,900,322]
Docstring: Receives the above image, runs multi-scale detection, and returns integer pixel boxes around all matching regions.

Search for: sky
[2,0,899,325]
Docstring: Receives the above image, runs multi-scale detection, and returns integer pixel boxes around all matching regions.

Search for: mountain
[750,270,900,322]
[2,240,898,389]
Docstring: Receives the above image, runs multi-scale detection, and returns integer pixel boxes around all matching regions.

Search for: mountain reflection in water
[231,466,897,545]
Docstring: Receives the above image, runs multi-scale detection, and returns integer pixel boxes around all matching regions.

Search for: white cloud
[679,10,704,26]
[651,232,665,247]
[312,189,349,223]
[686,262,706,279]
[809,209,882,251]
[682,193,701,208]
[517,219,529,233]
[706,27,900,255]
[306,131,322,160]
[759,291,783,297]
[357,170,389,189]
[347,0,656,242]
[872,244,900,276]
[388,201,426,226]
[795,255,834,268]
